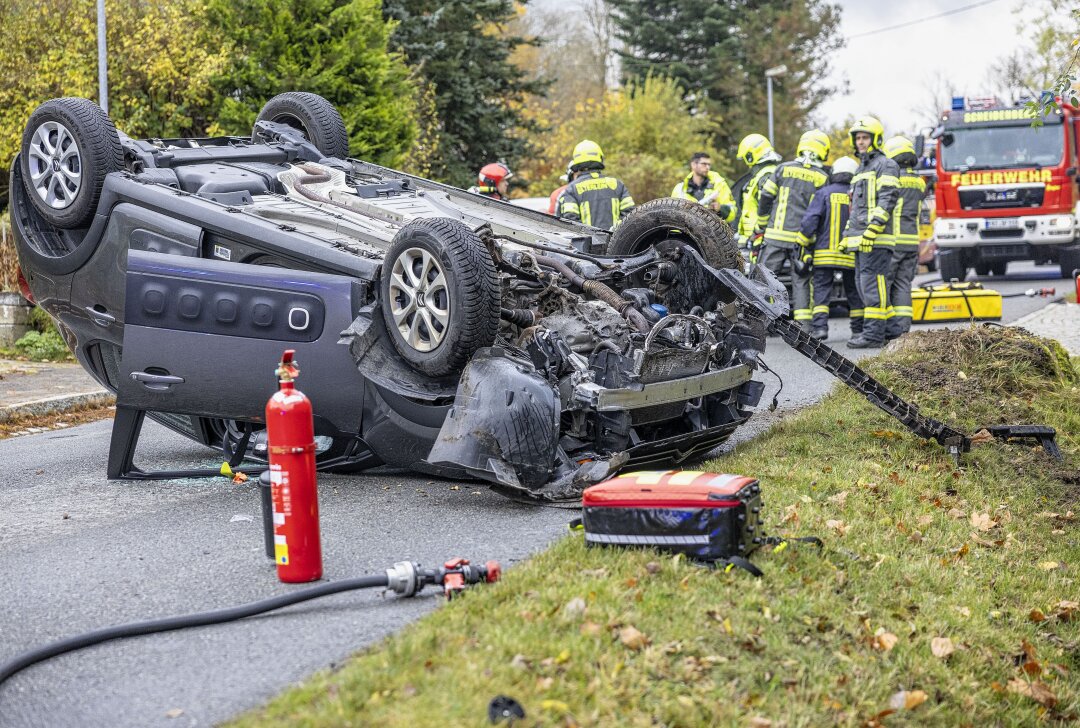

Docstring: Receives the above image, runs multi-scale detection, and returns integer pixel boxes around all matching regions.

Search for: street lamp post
[97,0,108,112]
[765,65,787,143]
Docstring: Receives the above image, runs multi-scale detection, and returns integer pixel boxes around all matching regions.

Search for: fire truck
[930,100,1080,281]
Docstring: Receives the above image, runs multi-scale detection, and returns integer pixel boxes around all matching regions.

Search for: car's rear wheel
[253,92,349,159]
[19,97,123,229]
[380,218,500,377]
[606,197,743,272]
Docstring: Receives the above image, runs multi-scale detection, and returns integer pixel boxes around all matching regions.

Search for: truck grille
[975,243,1031,258]
[959,186,1043,210]
[978,229,1025,241]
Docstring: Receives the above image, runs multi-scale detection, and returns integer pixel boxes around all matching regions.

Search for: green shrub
[13,329,70,361]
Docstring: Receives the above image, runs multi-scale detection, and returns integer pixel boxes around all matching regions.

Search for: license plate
[985,218,1018,230]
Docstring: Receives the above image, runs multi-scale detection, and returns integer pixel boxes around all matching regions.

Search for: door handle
[85,306,115,327]
[130,371,185,390]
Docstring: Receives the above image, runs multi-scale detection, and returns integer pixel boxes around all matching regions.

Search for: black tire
[989,261,1007,276]
[380,218,500,377]
[253,92,349,159]
[19,97,123,229]
[938,250,968,282]
[974,263,991,277]
[606,197,743,272]
[1058,246,1080,279]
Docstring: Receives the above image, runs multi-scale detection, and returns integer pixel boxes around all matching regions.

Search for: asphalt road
[0,261,1066,727]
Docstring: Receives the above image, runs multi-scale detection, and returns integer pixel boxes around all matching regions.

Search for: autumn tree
[607,0,844,158]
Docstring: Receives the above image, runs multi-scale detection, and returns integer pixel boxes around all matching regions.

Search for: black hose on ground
[0,575,387,689]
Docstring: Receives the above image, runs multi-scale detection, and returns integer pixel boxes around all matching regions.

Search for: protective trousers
[886,247,918,339]
[761,243,812,327]
[811,267,863,334]
[856,247,892,344]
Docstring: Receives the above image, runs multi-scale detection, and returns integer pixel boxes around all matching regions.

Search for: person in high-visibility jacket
[556,140,635,230]
[735,133,782,253]
[755,129,831,330]
[798,156,862,341]
[670,152,736,224]
[882,136,925,340]
[840,116,900,349]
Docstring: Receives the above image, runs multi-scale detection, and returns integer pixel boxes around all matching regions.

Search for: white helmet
[831,156,858,176]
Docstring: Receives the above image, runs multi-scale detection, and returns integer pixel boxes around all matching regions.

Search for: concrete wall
[0,292,33,346]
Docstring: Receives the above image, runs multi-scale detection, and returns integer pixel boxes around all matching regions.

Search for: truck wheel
[990,261,1007,276]
[1059,246,1080,279]
[19,98,123,229]
[380,218,500,377]
[253,92,350,159]
[607,197,743,272]
[974,263,991,277]
[938,250,968,282]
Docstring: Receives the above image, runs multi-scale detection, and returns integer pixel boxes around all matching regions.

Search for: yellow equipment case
[911,281,1002,323]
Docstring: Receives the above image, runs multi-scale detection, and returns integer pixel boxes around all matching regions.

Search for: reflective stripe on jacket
[671,171,735,223]
[756,160,829,248]
[737,162,778,238]
[557,172,635,230]
[800,182,854,269]
[890,169,925,247]
[841,149,900,247]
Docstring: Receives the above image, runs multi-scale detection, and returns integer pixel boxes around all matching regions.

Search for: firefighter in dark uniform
[883,135,925,340]
[755,129,831,330]
[841,117,900,349]
[556,140,635,230]
[799,155,863,341]
[468,162,512,200]
[670,151,736,224]
[735,133,782,255]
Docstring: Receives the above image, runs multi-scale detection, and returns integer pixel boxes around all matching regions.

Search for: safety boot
[846,335,883,349]
[811,327,828,341]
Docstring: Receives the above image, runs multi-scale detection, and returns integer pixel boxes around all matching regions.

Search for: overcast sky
[815,0,1030,135]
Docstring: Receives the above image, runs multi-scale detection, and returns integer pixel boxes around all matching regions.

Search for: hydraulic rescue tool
[266,349,322,583]
[0,558,500,691]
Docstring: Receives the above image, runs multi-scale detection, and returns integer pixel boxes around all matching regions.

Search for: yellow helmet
[883,135,915,159]
[570,139,604,170]
[849,116,885,151]
[797,129,830,161]
[737,133,775,167]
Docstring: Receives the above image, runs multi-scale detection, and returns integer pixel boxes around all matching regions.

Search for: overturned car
[11,93,974,500]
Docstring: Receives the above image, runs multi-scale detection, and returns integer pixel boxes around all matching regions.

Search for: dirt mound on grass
[868,324,1077,429]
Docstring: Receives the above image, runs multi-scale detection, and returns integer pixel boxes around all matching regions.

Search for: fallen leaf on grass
[1054,600,1079,621]
[970,428,993,445]
[748,718,772,728]
[889,689,928,710]
[957,370,968,380]
[1039,561,1064,571]
[826,519,848,536]
[510,654,531,670]
[540,699,569,713]
[970,533,1005,548]
[1007,679,1058,708]
[947,508,966,520]
[931,637,955,658]
[1029,608,1047,623]
[580,622,602,636]
[782,504,799,525]
[917,514,934,527]
[562,597,586,618]
[645,561,661,574]
[872,628,899,652]
[970,511,997,531]
[955,606,972,618]
[828,490,849,505]
[619,626,649,650]
[872,429,900,439]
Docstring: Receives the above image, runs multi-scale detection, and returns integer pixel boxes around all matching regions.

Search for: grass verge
[230,326,1079,727]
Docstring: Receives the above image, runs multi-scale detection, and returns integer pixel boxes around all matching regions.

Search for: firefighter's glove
[858,235,875,254]
[796,232,811,248]
[748,232,764,263]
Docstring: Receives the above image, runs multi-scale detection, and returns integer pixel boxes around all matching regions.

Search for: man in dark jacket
[556,140,635,230]
[755,129,831,330]
[799,156,863,341]
[840,116,900,349]
[882,135,925,340]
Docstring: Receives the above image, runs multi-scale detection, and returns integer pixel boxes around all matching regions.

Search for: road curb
[0,391,115,423]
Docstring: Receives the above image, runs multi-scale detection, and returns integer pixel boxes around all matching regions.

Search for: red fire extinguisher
[265,349,322,583]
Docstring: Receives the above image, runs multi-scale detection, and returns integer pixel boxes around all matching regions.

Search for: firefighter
[557,140,635,230]
[468,162,512,200]
[883,135,925,341]
[799,155,863,341]
[755,129,831,331]
[841,116,900,349]
[670,152,736,224]
[735,133,782,256]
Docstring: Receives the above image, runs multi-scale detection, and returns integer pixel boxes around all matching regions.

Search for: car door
[118,250,368,434]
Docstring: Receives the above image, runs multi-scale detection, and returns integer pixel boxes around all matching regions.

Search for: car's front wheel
[380,218,500,377]
[19,97,123,229]
[606,197,743,272]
